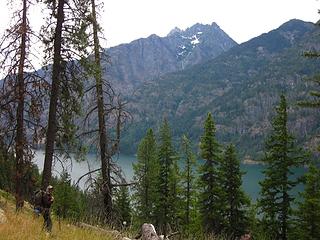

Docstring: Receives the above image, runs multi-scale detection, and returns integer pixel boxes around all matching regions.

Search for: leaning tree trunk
[90,0,113,219]
[41,0,65,189]
[15,0,27,211]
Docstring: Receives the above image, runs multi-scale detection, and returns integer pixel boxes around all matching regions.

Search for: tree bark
[15,0,27,211]
[41,0,65,189]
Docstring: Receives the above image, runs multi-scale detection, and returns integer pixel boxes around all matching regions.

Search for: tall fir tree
[198,112,224,235]
[258,95,306,240]
[155,119,180,237]
[220,144,250,239]
[291,163,320,240]
[180,135,199,238]
[132,128,159,226]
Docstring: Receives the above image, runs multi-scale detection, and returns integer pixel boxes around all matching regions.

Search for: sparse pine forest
[0,1,320,240]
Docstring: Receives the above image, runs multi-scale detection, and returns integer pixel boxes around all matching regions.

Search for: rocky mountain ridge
[103,22,237,93]
[120,19,320,158]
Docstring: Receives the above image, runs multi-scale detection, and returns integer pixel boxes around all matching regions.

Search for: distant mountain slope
[122,19,320,158]
[103,22,237,93]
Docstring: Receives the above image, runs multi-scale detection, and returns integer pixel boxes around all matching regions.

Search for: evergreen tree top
[200,112,221,162]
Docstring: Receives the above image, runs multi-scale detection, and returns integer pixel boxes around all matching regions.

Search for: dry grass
[0,190,117,240]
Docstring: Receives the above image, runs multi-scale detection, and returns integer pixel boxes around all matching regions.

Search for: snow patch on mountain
[191,35,200,45]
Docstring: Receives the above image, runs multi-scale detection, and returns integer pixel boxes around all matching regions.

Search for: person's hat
[46,185,54,191]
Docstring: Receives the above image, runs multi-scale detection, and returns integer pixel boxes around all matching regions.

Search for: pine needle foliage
[132,129,159,226]
[155,119,180,236]
[258,95,307,240]
[291,163,320,240]
[220,144,250,239]
[198,112,225,235]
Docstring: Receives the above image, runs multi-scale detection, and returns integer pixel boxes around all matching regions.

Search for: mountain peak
[278,18,314,31]
[167,27,183,37]
[211,22,219,27]
[167,22,223,38]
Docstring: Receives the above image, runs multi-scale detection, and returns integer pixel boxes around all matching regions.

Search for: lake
[33,150,306,202]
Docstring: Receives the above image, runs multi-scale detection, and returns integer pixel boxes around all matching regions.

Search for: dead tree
[0,0,48,210]
[81,88,130,222]
[74,0,131,223]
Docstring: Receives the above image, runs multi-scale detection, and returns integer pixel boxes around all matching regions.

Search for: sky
[0,0,319,48]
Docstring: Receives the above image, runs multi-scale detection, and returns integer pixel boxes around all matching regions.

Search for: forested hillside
[122,19,320,158]
[1,0,320,238]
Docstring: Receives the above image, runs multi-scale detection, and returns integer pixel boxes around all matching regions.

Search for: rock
[140,223,161,240]
[0,208,7,224]
[240,233,252,240]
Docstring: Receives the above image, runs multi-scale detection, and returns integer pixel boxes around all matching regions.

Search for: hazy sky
[0,0,319,48]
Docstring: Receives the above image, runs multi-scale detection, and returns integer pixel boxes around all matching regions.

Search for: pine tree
[0,0,47,210]
[156,119,180,236]
[198,112,224,235]
[52,172,86,220]
[291,163,320,240]
[114,186,132,228]
[41,0,91,189]
[180,135,198,237]
[132,129,159,226]
[220,144,250,239]
[258,95,306,240]
[79,0,128,220]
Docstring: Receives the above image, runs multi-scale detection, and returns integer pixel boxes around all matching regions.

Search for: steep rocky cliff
[103,22,237,93]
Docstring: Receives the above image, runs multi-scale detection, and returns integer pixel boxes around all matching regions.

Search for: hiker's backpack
[32,189,44,207]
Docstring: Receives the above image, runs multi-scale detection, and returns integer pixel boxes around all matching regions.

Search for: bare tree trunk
[90,0,112,218]
[15,0,28,211]
[42,0,65,189]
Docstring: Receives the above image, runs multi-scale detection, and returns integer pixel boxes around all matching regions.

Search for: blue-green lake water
[34,151,306,202]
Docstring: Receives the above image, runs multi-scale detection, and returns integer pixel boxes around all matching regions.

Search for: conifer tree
[87,0,111,218]
[198,112,224,235]
[156,119,180,236]
[52,171,86,220]
[220,144,250,239]
[114,186,132,228]
[291,163,320,240]
[180,135,198,237]
[0,0,47,210]
[258,95,306,240]
[80,0,129,220]
[132,129,159,226]
[41,0,91,189]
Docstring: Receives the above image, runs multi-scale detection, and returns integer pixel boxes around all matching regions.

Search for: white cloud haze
[0,0,319,48]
